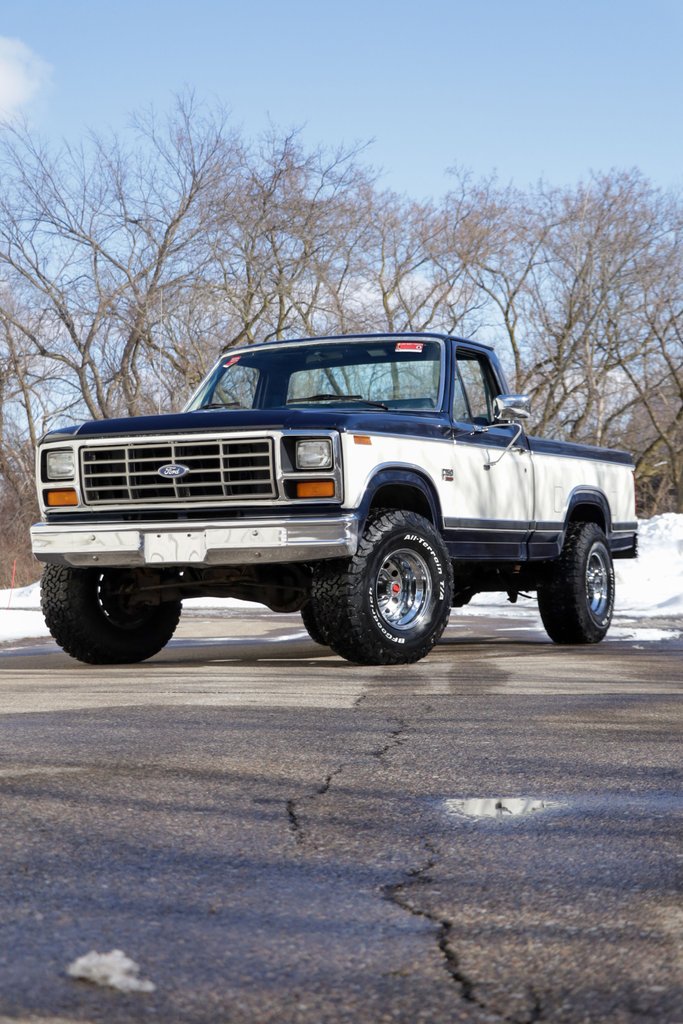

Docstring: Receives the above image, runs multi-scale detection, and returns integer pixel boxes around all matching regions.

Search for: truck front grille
[81,438,276,505]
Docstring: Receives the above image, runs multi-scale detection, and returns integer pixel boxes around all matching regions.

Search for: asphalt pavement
[0,610,681,1024]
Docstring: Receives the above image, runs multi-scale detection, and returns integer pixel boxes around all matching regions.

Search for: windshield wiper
[287,394,388,411]
[200,402,244,409]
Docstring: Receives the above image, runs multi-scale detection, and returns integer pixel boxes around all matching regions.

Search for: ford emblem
[158,463,190,479]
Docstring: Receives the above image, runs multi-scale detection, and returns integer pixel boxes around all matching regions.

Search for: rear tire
[537,522,614,644]
[311,509,453,665]
[41,564,182,664]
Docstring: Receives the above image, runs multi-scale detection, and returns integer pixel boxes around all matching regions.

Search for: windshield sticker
[395,342,424,352]
[223,356,241,368]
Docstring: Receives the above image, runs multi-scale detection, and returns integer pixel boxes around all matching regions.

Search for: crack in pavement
[383,841,543,1024]
[369,716,408,763]
[316,768,341,796]
[285,798,304,845]
[285,711,408,848]
[285,767,343,847]
[282,712,545,1021]
[279,709,545,1020]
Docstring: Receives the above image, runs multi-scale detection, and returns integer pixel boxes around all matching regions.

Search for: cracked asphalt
[0,610,681,1023]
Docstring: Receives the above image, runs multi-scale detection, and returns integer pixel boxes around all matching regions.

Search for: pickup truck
[31,333,637,666]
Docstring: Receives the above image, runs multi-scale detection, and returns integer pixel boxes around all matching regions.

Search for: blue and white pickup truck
[31,333,637,665]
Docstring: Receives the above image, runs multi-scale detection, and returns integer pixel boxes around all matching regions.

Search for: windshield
[185,338,444,413]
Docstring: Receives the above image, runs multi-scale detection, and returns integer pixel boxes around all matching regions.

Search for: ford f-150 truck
[31,333,637,665]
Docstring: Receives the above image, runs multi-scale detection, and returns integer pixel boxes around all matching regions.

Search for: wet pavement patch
[444,797,558,820]
[445,793,683,822]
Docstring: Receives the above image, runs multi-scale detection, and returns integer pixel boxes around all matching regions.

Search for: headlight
[296,439,333,470]
[46,449,75,480]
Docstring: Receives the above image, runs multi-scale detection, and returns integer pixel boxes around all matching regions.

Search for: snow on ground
[0,588,50,643]
[1,514,681,644]
[67,949,155,993]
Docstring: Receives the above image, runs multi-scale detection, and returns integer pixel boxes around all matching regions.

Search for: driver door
[447,348,533,559]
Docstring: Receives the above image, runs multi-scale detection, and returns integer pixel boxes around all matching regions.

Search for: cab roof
[221,332,495,356]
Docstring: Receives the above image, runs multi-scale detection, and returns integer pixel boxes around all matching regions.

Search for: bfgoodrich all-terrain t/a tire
[537,521,615,644]
[300,601,329,646]
[41,564,182,665]
[310,509,453,665]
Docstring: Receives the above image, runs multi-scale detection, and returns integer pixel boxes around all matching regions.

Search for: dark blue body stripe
[528,436,633,466]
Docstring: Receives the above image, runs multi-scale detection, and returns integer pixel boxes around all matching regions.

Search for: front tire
[311,509,453,665]
[41,564,182,664]
[300,601,329,646]
[537,522,615,644]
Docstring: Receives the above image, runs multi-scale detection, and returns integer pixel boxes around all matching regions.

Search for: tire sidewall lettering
[402,533,443,575]
[365,529,445,647]
[368,585,406,643]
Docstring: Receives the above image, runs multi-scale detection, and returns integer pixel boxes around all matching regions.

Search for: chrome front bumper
[31,515,359,568]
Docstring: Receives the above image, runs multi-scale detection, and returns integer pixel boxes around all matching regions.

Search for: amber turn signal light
[45,488,78,507]
[296,480,335,498]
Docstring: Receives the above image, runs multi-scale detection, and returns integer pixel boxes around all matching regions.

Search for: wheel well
[567,502,606,532]
[368,484,434,523]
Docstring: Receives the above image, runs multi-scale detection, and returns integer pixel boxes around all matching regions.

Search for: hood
[42,405,451,442]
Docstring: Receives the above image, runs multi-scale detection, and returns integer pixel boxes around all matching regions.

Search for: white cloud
[0,37,51,118]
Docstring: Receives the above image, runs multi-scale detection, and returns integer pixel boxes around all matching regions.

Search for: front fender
[353,466,443,535]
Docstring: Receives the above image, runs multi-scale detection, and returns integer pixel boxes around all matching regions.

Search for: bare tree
[207,128,378,344]
[0,95,238,424]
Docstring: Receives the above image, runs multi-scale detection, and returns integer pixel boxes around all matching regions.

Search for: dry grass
[0,487,40,589]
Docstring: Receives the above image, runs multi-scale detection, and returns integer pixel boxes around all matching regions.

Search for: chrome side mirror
[493,394,531,423]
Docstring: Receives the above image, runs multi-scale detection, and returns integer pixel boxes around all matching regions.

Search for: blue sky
[1,0,682,198]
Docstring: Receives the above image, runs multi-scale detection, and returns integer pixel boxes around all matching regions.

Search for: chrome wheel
[586,546,610,619]
[375,548,433,629]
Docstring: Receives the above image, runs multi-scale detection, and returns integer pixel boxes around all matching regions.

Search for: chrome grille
[81,438,276,504]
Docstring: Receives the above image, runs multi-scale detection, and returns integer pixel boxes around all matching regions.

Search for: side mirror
[493,394,531,423]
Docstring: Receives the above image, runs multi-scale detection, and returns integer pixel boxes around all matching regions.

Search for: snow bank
[614,513,683,618]
[1,515,681,643]
[0,582,49,642]
[1,580,41,610]
[0,609,50,643]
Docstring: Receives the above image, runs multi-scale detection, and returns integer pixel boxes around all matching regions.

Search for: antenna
[157,289,163,415]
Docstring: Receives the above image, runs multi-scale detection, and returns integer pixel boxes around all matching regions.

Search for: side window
[453,354,496,424]
[452,374,471,421]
